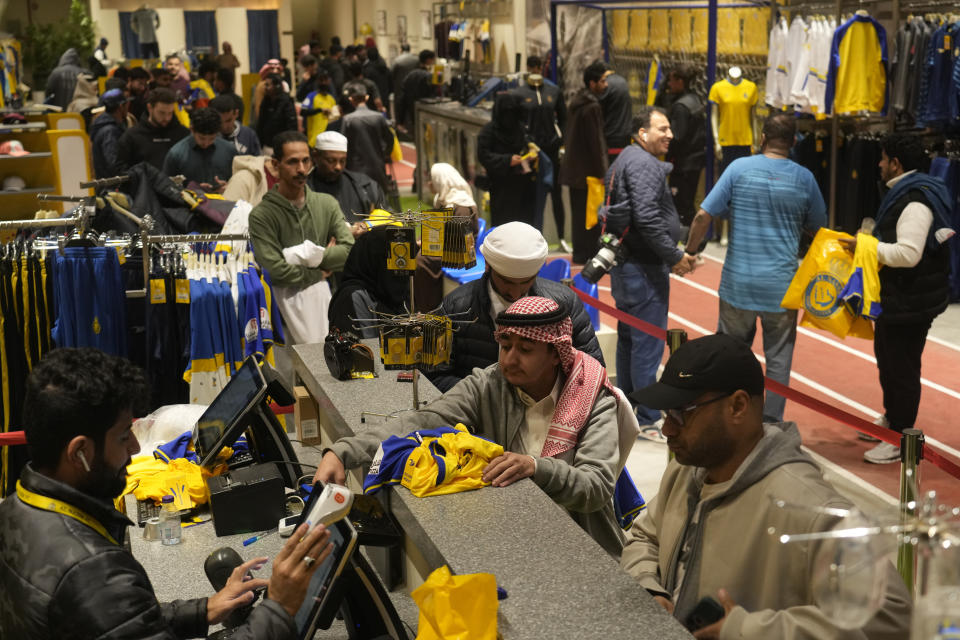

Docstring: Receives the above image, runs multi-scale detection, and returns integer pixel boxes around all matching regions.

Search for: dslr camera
[580,233,625,284]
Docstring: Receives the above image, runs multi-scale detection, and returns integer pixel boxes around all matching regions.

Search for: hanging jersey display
[825,13,888,115]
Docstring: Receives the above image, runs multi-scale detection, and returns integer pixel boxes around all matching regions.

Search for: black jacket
[514,82,566,156]
[876,189,951,324]
[559,89,607,189]
[90,113,126,179]
[117,113,190,172]
[309,168,385,222]
[666,92,706,172]
[256,94,298,150]
[600,73,633,150]
[341,105,393,190]
[0,466,296,640]
[427,273,604,392]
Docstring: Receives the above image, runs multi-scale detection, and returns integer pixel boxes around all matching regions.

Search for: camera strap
[600,168,629,242]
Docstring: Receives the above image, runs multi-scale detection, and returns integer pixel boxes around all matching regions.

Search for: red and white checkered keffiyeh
[494,296,616,458]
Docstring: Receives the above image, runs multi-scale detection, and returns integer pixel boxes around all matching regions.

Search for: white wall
[301,0,525,68]
[90,2,288,76]
[216,8,250,75]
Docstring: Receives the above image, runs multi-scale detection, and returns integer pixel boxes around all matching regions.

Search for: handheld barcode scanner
[280,483,353,537]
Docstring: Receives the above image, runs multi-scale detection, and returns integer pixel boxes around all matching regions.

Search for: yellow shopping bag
[781,228,873,339]
[585,175,605,229]
[411,565,498,640]
[390,129,403,163]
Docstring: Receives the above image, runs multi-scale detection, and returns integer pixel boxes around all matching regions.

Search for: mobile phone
[684,596,725,632]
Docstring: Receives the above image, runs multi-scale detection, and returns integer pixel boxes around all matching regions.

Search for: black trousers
[670,169,701,227]
[546,151,566,239]
[569,186,603,265]
[874,317,932,433]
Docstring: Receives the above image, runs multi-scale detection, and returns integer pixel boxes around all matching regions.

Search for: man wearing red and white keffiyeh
[493,296,617,461]
[316,295,626,556]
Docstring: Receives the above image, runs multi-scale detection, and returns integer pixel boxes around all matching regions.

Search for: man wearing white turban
[308,131,385,237]
[428,221,604,392]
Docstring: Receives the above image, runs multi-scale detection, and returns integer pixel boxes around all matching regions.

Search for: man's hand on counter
[482,452,536,487]
[268,522,334,617]
[314,451,347,485]
[206,556,270,625]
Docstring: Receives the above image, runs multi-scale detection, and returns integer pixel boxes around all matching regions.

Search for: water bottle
[159,495,181,545]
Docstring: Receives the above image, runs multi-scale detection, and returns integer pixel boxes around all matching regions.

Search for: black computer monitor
[193,357,302,487]
[193,357,267,468]
[246,401,303,488]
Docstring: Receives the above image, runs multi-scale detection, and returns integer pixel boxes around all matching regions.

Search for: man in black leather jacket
[428,222,603,392]
[0,348,332,640]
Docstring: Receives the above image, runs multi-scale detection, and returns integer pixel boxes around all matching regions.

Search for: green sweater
[248,186,355,288]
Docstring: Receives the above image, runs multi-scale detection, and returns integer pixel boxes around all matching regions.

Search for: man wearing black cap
[619,334,911,639]
[90,88,130,179]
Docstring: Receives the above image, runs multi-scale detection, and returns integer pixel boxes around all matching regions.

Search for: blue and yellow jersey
[363,424,504,498]
[840,233,883,320]
[825,14,887,114]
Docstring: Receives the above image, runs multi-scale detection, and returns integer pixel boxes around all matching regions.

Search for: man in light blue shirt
[684,113,826,421]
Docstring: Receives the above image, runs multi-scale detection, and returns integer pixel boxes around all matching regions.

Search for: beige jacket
[223,155,271,206]
[621,423,911,639]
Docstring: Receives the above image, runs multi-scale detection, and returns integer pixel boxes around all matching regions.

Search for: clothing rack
[127,233,251,299]
[0,216,80,230]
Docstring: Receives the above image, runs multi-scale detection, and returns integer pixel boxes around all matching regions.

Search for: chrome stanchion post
[898,428,924,596]
[665,329,687,462]
[666,328,687,355]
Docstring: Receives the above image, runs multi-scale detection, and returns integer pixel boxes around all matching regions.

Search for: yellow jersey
[708,78,758,147]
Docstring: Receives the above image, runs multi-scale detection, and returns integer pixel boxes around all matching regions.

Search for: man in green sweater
[249,131,355,343]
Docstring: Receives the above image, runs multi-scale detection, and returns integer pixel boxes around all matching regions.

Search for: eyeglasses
[661,392,733,426]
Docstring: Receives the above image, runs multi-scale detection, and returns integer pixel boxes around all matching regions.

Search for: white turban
[315,131,348,152]
[480,221,548,279]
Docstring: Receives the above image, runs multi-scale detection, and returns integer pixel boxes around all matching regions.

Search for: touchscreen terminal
[294,518,359,640]
[193,357,266,465]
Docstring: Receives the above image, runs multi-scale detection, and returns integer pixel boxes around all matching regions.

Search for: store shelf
[0,122,46,133]
[0,186,55,195]
[0,152,52,159]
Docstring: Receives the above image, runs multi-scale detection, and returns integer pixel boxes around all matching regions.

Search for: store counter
[291,342,692,640]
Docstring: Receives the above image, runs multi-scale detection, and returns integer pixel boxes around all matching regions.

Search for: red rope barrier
[573,288,960,481]
[0,405,293,449]
[0,432,26,446]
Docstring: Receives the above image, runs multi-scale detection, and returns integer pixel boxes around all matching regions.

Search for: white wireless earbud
[642,133,648,142]
[77,450,91,472]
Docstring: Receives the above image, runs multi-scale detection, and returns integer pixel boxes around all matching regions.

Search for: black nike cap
[628,333,765,409]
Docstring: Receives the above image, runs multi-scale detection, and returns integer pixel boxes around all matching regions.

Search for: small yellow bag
[412,565,498,640]
[781,228,873,340]
[390,129,403,163]
[585,175,605,229]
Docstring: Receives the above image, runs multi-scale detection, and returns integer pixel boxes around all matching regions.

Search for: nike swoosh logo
[678,372,694,378]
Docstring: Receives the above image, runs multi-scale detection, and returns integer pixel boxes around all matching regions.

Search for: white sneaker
[858,415,889,442]
[864,441,900,464]
[637,418,667,444]
[559,239,573,254]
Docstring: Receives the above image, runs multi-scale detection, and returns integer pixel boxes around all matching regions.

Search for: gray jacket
[331,364,624,556]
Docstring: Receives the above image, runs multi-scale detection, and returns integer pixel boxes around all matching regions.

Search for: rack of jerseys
[792,130,884,234]
[890,15,960,129]
[147,239,286,407]
[767,12,888,116]
[434,18,490,63]
[930,149,960,300]
[0,234,131,496]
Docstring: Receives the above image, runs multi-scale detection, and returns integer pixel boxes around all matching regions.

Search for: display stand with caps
[351,207,477,409]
